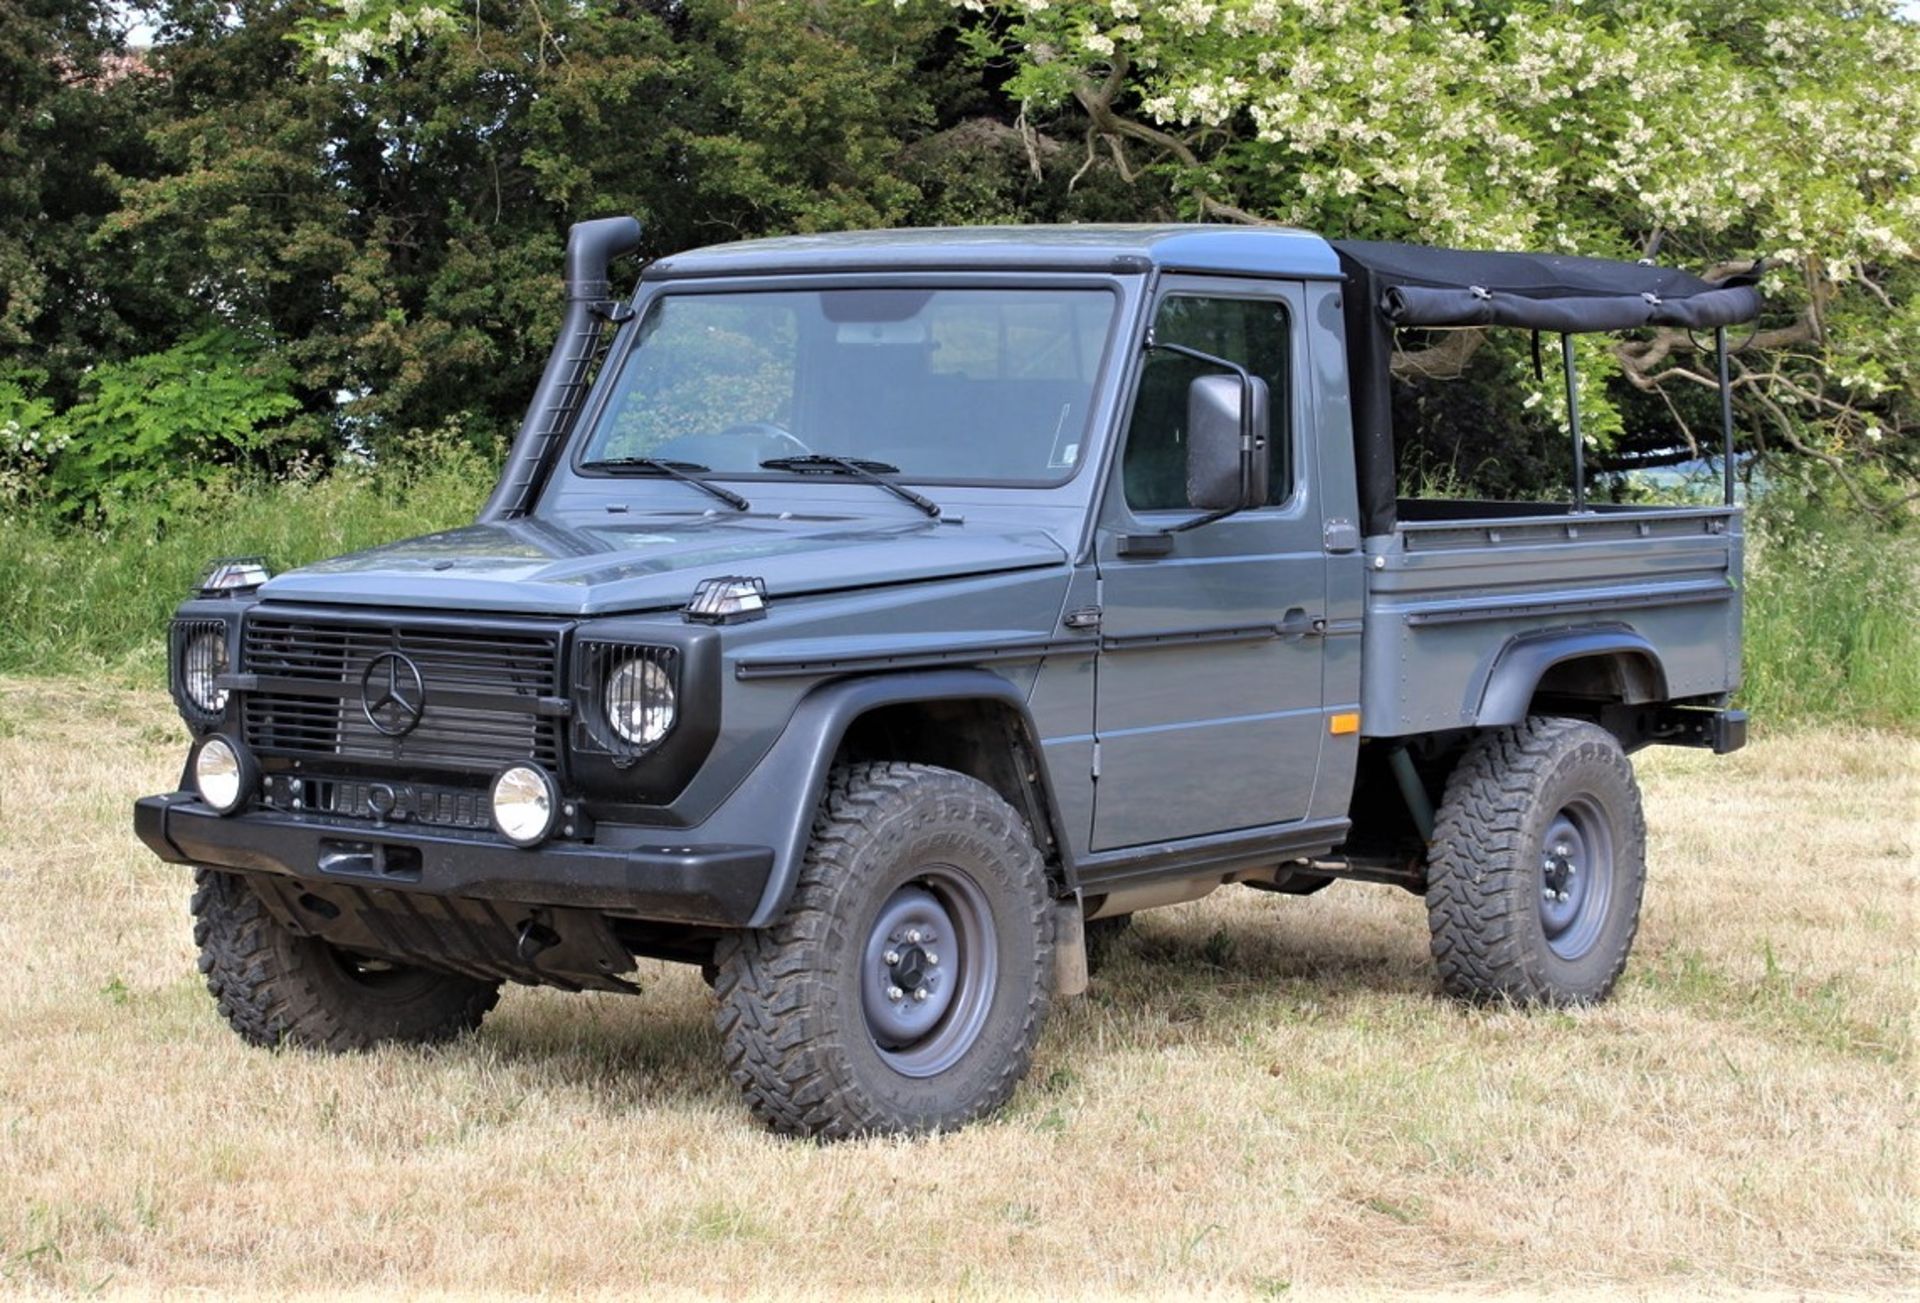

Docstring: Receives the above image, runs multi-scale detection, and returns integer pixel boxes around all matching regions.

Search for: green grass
[0,452,490,681]
[0,461,1913,730]
[1740,492,1920,730]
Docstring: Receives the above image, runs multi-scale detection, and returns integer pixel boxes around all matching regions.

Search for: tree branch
[1071,55,1272,224]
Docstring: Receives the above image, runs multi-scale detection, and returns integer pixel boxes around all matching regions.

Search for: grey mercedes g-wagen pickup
[136,220,1756,1137]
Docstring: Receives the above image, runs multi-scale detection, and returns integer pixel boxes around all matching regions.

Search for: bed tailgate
[1359,506,1743,737]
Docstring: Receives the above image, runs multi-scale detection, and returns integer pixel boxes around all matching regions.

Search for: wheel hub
[859,871,999,1078]
[1536,800,1615,961]
[884,938,938,1000]
[863,888,957,1048]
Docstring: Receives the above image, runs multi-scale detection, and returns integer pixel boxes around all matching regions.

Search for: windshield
[578,287,1117,484]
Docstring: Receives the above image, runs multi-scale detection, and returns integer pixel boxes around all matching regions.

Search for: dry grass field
[0,675,1913,1298]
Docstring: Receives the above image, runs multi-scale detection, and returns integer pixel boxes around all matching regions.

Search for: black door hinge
[1323,518,1361,554]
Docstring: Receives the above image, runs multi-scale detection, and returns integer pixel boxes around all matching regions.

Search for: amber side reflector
[1329,712,1361,735]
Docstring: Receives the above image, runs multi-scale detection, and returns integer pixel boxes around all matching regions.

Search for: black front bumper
[134,793,774,927]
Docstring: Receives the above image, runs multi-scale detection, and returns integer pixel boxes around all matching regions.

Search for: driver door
[1089,279,1327,850]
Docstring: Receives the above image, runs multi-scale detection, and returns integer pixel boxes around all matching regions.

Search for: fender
[1474,624,1670,727]
[691,669,1075,929]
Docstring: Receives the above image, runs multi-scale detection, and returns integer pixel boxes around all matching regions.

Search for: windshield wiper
[759,455,940,519]
[579,457,750,512]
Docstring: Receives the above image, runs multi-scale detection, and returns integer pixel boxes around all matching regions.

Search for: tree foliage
[0,0,1914,513]
[92,0,1121,467]
[973,0,1919,506]
[0,0,179,405]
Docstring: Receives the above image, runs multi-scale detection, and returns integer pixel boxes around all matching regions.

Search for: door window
[1122,295,1292,512]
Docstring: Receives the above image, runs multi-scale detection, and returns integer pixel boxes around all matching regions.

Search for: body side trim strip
[733,618,1323,680]
[1400,580,1732,627]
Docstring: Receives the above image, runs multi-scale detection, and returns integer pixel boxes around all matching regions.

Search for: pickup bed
[1365,501,1742,736]
[136,222,1757,1137]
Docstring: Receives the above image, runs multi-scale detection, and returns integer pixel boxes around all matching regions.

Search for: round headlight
[192,735,253,813]
[491,764,558,847]
[604,657,676,747]
[182,630,229,715]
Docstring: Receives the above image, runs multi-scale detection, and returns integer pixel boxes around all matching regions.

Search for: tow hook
[515,915,560,963]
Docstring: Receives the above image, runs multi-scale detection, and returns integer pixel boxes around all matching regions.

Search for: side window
[1122,295,1292,513]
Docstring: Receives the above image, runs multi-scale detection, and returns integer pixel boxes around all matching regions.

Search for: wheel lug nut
[906,929,922,944]
[925,952,939,966]
[883,950,900,965]
[886,985,904,1002]
[912,986,929,1002]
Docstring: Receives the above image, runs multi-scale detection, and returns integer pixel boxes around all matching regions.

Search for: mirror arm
[1144,335,1259,455]
[1166,505,1239,534]
[1142,333,1260,536]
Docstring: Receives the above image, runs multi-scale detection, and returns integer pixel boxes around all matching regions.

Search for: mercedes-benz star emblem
[361,651,426,737]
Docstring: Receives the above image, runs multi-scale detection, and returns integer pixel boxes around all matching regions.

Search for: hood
[255,513,1068,616]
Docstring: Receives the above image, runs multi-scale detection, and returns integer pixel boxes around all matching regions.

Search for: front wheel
[1425,717,1648,1006]
[191,869,500,1050]
[712,762,1053,1139]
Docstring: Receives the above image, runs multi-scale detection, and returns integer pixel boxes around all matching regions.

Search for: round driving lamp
[192,735,256,814]
[182,629,230,715]
[604,657,677,747]
[490,764,560,847]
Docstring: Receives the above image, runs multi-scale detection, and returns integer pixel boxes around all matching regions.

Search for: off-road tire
[191,869,500,1050]
[712,762,1053,1139]
[1426,716,1647,1006]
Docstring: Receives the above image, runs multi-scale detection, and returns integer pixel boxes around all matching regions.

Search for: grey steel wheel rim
[861,868,998,1078]
[1538,796,1615,961]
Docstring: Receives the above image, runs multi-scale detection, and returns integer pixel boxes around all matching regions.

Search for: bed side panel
[1360,507,1743,736]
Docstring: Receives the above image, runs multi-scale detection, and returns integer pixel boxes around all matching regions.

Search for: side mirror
[1185,373,1270,511]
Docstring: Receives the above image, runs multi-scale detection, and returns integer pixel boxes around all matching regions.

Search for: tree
[95,0,1122,464]
[972,0,1919,507]
[0,0,179,407]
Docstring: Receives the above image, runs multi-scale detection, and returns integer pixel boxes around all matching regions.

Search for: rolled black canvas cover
[1331,240,1762,536]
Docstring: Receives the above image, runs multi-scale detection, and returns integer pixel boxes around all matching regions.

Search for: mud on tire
[712,762,1054,1139]
[1426,716,1648,1006]
[192,869,500,1051]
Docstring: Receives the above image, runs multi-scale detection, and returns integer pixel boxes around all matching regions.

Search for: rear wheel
[713,762,1053,1139]
[191,869,500,1050]
[1425,717,1647,1005]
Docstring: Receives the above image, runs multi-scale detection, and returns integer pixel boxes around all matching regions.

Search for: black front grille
[241,612,566,774]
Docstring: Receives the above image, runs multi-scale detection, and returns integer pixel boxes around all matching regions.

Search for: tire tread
[191,869,499,1051]
[1425,716,1647,1006]
[713,762,1052,1139]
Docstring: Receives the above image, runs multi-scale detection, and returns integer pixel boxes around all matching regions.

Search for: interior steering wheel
[715,421,811,458]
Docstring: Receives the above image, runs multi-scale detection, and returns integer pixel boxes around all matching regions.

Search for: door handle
[1278,608,1325,640]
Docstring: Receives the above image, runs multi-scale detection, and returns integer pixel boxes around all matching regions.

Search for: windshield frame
[561,272,1128,494]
